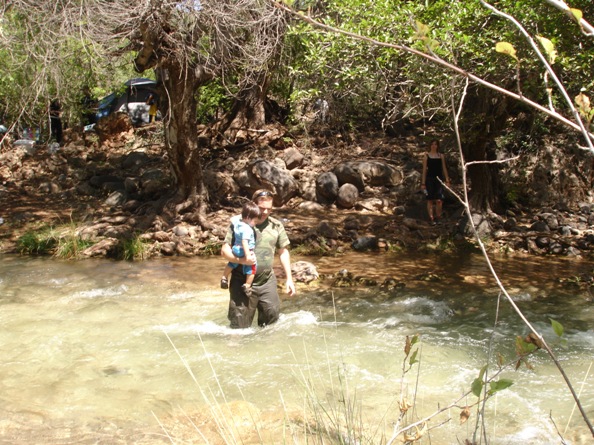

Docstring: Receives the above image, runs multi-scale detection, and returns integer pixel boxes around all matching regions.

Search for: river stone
[503,217,517,231]
[540,212,559,230]
[244,159,299,206]
[105,191,126,207]
[282,146,304,169]
[103,225,132,238]
[566,246,581,256]
[394,205,406,216]
[402,217,422,230]
[124,177,139,193]
[535,236,550,249]
[559,225,572,236]
[356,197,386,212]
[293,169,317,201]
[315,171,339,203]
[204,170,239,198]
[291,261,319,283]
[316,221,340,239]
[333,160,402,191]
[343,216,361,230]
[173,224,190,237]
[333,162,365,191]
[351,236,378,251]
[39,181,61,194]
[82,238,119,257]
[89,174,124,189]
[160,242,176,256]
[527,238,539,254]
[460,213,492,238]
[336,183,358,209]
[297,200,324,212]
[380,278,406,290]
[121,151,150,169]
[333,269,355,287]
[153,231,170,242]
[530,220,549,232]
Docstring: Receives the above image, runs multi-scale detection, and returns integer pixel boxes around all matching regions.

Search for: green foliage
[496,42,518,61]
[17,229,59,255]
[489,378,514,395]
[17,225,92,259]
[54,236,93,260]
[197,240,223,256]
[119,235,149,261]
[403,334,420,372]
[471,365,513,398]
[550,318,564,337]
[282,0,594,138]
[515,335,537,355]
[0,6,138,132]
[196,80,232,123]
[291,237,337,256]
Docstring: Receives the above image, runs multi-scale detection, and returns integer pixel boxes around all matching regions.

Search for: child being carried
[220,201,261,296]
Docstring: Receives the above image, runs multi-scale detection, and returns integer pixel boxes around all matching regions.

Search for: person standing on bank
[49,99,63,145]
[421,139,450,225]
[146,94,158,123]
[221,189,296,329]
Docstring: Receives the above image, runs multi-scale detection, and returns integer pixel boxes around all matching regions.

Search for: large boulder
[333,162,365,191]
[281,147,304,169]
[121,151,150,170]
[315,171,339,203]
[336,183,359,209]
[204,170,240,199]
[242,159,299,206]
[291,168,317,201]
[333,160,402,191]
[291,261,319,283]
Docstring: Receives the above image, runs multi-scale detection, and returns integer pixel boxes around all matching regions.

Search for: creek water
[0,253,593,444]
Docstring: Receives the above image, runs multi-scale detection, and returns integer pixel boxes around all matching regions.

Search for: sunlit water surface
[0,254,593,444]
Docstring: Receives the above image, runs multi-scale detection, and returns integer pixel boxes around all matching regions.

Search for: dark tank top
[426,155,443,179]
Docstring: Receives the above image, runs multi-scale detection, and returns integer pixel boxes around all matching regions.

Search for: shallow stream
[0,253,592,444]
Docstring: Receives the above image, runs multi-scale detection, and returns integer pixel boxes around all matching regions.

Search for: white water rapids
[0,254,592,444]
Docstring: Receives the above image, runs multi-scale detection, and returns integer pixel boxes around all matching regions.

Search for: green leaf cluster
[282,0,594,131]
[471,365,513,398]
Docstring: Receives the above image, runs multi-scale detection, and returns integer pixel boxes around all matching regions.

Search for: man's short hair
[252,189,275,203]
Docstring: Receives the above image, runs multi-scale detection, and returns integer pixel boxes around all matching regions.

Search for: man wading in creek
[220,189,296,328]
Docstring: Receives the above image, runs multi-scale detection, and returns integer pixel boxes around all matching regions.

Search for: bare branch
[450,77,594,440]
[270,1,594,150]
[464,157,520,168]
[543,0,594,36]
[480,1,594,154]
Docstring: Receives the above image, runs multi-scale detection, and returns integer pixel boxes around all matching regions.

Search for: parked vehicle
[95,78,160,126]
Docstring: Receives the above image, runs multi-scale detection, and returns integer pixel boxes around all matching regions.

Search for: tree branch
[269,0,594,152]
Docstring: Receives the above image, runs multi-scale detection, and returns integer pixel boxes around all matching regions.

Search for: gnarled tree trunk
[157,63,212,227]
[461,86,511,213]
[217,71,270,142]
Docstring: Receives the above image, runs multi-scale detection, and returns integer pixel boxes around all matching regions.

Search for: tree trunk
[217,71,270,142]
[461,86,511,213]
[157,63,211,227]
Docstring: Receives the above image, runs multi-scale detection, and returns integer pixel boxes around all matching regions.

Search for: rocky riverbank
[1,118,593,264]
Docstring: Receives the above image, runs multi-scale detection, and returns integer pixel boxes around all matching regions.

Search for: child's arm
[242,238,255,261]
